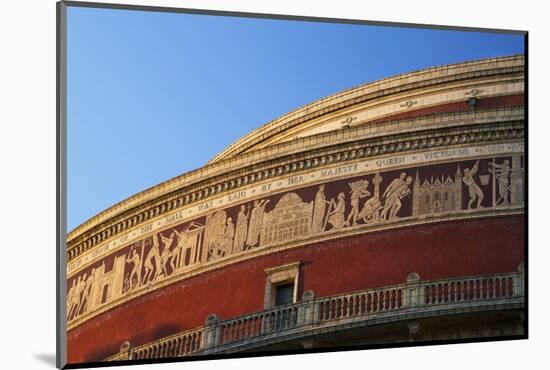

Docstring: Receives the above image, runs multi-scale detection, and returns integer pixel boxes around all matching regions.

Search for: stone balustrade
[108,327,203,361]
[108,267,524,361]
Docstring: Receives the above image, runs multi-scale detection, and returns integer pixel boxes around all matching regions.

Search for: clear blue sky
[67,6,524,232]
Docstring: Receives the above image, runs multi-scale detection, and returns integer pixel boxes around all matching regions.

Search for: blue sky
[67,6,524,231]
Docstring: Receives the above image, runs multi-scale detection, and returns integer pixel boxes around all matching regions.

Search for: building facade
[66,55,525,364]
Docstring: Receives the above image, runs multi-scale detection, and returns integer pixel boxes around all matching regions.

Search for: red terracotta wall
[371,94,524,124]
[67,215,524,363]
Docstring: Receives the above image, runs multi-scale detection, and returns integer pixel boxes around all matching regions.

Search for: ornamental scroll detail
[67,155,524,324]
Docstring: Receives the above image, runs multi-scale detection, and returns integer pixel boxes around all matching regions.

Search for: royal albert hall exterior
[66,55,526,364]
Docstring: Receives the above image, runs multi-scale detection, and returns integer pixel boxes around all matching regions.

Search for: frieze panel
[67,152,524,327]
[67,142,523,276]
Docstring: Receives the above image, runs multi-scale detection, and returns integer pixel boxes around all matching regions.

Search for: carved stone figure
[490,160,511,206]
[463,160,484,209]
[325,192,347,230]
[381,175,413,220]
[125,246,141,290]
[233,205,250,253]
[246,199,270,249]
[346,180,371,226]
[312,185,329,234]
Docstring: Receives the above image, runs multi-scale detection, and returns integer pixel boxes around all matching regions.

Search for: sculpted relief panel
[67,154,524,325]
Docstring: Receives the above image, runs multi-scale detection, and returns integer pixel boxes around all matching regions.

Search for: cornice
[67,107,524,260]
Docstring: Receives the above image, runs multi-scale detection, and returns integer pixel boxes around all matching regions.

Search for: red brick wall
[67,215,524,363]
[370,94,524,124]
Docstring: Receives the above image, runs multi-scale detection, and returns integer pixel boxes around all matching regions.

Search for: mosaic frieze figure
[178,222,205,266]
[381,173,413,220]
[142,236,162,285]
[355,173,383,224]
[67,269,95,320]
[159,233,177,271]
[224,217,235,254]
[125,244,142,291]
[346,180,371,226]
[246,199,270,249]
[325,192,347,230]
[172,230,186,267]
[205,211,234,261]
[509,157,524,206]
[489,160,511,206]
[311,185,329,234]
[79,272,94,315]
[233,205,250,253]
[412,166,462,216]
[261,193,312,246]
[67,275,82,319]
[463,160,484,209]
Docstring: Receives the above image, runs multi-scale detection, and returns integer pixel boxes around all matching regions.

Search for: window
[264,262,301,309]
[274,283,294,306]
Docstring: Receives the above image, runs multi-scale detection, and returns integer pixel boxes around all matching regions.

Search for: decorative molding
[400,100,418,108]
[340,116,357,126]
[465,88,485,97]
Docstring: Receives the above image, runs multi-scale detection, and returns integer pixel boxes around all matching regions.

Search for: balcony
[108,267,525,361]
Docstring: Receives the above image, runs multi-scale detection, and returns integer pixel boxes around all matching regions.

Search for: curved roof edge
[207,54,524,164]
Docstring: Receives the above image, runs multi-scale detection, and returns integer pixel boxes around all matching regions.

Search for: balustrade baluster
[453,281,458,302]
[252,315,258,337]
[426,285,432,304]
[343,297,348,317]
[229,322,235,343]
[193,333,198,352]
